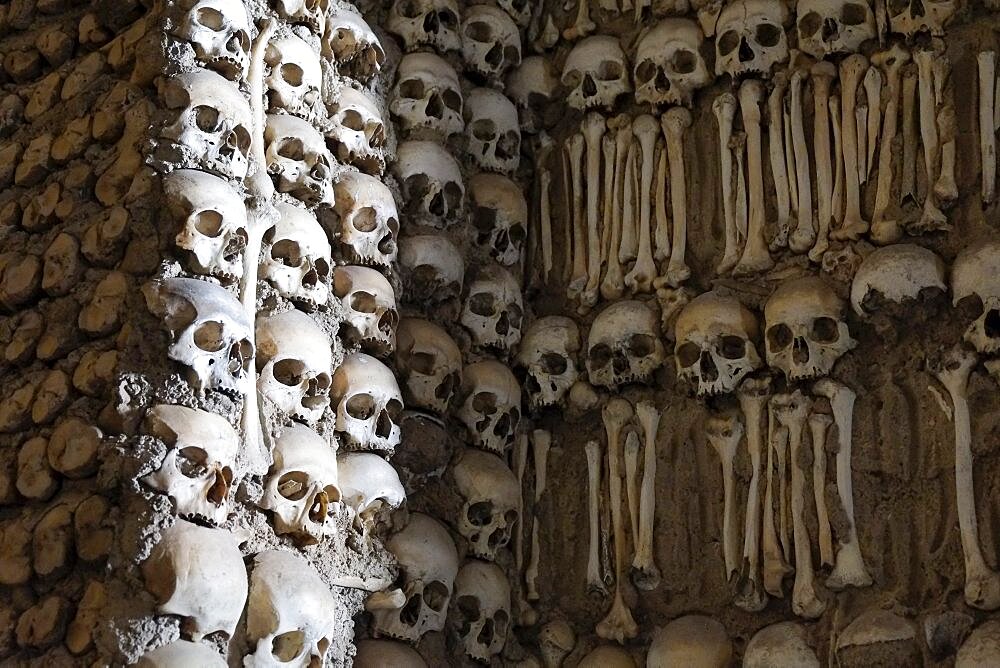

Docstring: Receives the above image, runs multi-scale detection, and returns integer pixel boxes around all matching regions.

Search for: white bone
[744,621,820,667]
[454,449,520,562]
[323,10,385,82]
[936,104,958,205]
[561,36,631,110]
[337,452,404,540]
[469,172,528,267]
[706,413,743,579]
[653,139,670,263]
[354,640,427,668]
[394,140,465,227]
[456,359,522,455]
[582,113,606,307]
[527,520,541,601]
[784,102,798,217]
[602,116,630,300]
[256,310,333,425]
[913,48,948,231]
[272,0,325,34]
[735,376,770,612]
[788,69,814,254]
[619,141,639,266]
[662,107,692,287]
[850,243,946,315]
[901,65,918,204]
[863,66,882,181]
[137,640,226,667]
[732,131,748,258]
[633,401,661,590]
[647,615,733,666]
[538,619,575,668]
[809,61,837,262]
[633,19,711,108]
[586,300,665,388]
[734,79,773,276]
[331,353,402,453]
[624,430,641,556]
[856,102,868,183]
[601,132,616,270]
[813,378,873,590]
[389,53,463,140]
[887,0,956,39]
[171,0,251,81]
[563,0,595,40]
[540,167,554,280]
[830,54,869,241]
[768,72,792,252]
[585,439,606,595]
[464,87,521,175]
[713,92,739,275]
[264,113,334,207]
[829,93,845,227]
[386,0,461,53]
[264,33,321,120]
[461,6,521,82]
[453,561,511,661]
[715,0,790,79]
[567,133,587,300]
[626,114,659,294]
[808,411,834,567]
[871,45,910,244]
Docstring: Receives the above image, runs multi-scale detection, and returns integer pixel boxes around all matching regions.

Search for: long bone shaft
[581,113,606,308]
[809,412,835,567]
[913,49,947,231]
[626,114,659,293]
[714,93,739,275]
[734,79,773,277]
[736,377,771,611]
[832,54,869,241]
[601,116,631,300]
[864,66,882,181]
[789,70,814,254]
[808,62,837,262]
[900,65,918,204]
[653,138,670,263]
[707,413,744,579]
[567,133,587,299]
[871,45,910,245]
[624,431,641,553]
[633,401,661,590]
[585,440,607,595]
[762,423,792,598]
[661,107,692,287]
[768,73,792,252]
[830,93,845,227]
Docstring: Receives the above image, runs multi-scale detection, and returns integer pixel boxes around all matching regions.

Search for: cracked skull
[561,35,632,111]
[394,317,462,415]
[764,276,857,380]
[469,172,526,266]
[265,32,322,120]
[456,359,521,455]
[172,0,251,80]
[326,85,386,175]
[390,53,464,140]
[634,18,711,107]
[332,171,399,268]
[323,8,385,81]
[332,265,398,355]
[516,315,581,410]
[888,0,955,37]
[587,300,665,389]
[265,113,335,207]
[261,203,332,308]
[797,0,877,58]
[256,309,333,424]
[452,560,511,662]
[715,0,790,79]
[674,292,762,397]
[460,264,523,351]
[464,87,520,174]
[387,0,461,53]
[394,140,465,226]
[331,352,403,453]
[337,452,405,539]
[453,448,520,561]
[461,5,521,82]
[951,240,1000,356]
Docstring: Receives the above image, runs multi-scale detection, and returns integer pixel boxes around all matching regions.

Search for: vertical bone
[784,103,799,216]
[624,431,641,553]
[527,522,541,601]
[809,412,834,567]
[770,403,792,565]
[762,424,792,598]
[653,138,671,263]
[619,143,639,271]
[540,168,554,279]
[514,432,535,622]
[808,62,837,262]
[561,144,573,282]
[832,54,870,241]
[736,376,771,612]
[600,133,615,269]
[567,134,587,299]
[661,107,692,287]
[829,93,845,228]
[914,48,947,231]
[633,401,660,590]
[533,429,551,503]
[733,79,773,277]
[856,102,868,184]
[713,93,739,275]
[732,132,748,252]
[584,440,607,595]
[625,115,659,294]
[935,105,958,205]
[601,116,630,300]
[706,413,744,579]
[768,73,792,252]
[563,0,596,41]
[900,66,918,204]
[581,113,606,308]
[863,66,882,181]
[871,45,910,245]
[789,69,814,254]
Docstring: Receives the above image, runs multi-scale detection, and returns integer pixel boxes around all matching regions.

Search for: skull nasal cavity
[541,352,567,374]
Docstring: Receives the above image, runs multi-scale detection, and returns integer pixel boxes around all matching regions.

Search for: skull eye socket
[636,59,658,84]
[671,49,697,74]
[350,291,377,314]
[467,500,494,526]
[194,7,225,30]
[676,341,701,368]
[340,109,366,132]
[277,471,310,501]
[177,446,209,477]
[767,323,793,350]
[277,138,305,161]
[271,630,306,662]
[472,118,498,141]
[720,335,747,359]
[464,20,494,43]
[351,206,379,232]
[810,317,841,343]
[717,30,740,56]
[271,239,303,267]
[443,89,463,112]
[424,581,450,613]
[469,291,498,317]
[193,105,222,132]
[471,391,498,413]
[474,206,498,234]
[386,398,403,422]
[397,78,425,100]
[444,182,464,211]
[755,23,782,47]
[231,125,251,152]
[628,333,656,357]
[273,358,306,386]
[562,69,582,89]
[509,223,526,245]
[540,352,567,375]
[192,210,224,237]
[193,320,227,352]
[346,393,375,420]
[397,0,423,18]
[841,3,869,25]
[798,11,823,37]
[589,343,612,368]
[597,60,623,81]
[411,351,438,375]
[280,63,305,87]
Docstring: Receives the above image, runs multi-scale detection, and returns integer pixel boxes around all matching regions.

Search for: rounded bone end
[646,615,732,668]
[836,610,918,668]
[956,619,1000,668]
[744,622,820,668]
[578,645,636,668]
[354,639,429,667]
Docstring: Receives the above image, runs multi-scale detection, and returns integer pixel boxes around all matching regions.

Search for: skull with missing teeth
[273,0,328,35]
[142,404,238,526]
[461,264,523,351]
[951,240,1000,357]
[764,276,856,380]
[387,0,461,53]
[390,53,464,140]
[394,317,462,415]
[586,300,665,388]
[715,0,789,79]
[331,352,404,453]
[394,140,465,226]
[332,172,399,268]
[469,172,527,266]
[265,114,335,207]
[323,9,385,81]
[461,5,521,81]
[332,265,398,355]
[888,0,955,38]
[674,292,762,397]
[457,359,521,455]
[337,452,405,540]
[464,87,521,174]
[264,33,322,120]
[256,309,333,424]
[261,203,332,308]
[172,0,251,81]
[452,560,511,662]
[797,0,877,58]
[634,18,711,107]
[453,449,520,561]
[326,85,386,175]
[516,316,581,409]
[561,35,632,111]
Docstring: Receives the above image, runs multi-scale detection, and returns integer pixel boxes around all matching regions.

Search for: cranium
[744,622,820,668]
[141,519,248,641]
[159,70,253,180]
[273,0,328,35]
[647,615,733,667]
[461,264,523,351]
[390,53,464,140]
[451,560,511,662]
[453,448,520,560]
[561,36,632,111]
[505,56,558,134]
[850,243,946,316]
[322,9,385,81]
[141,404,238,526]
[260,425,340,543]
[579,646,636,667]
[496,0,530,26]
[398,234,464,304]
[951,240,1000,356]
[797,0,877,58]
[764,276,857,380]
[386,0,461,54]
[469,172,527,265]
[538,619,575,668]
[887,0,955,38]
[264,33,322,121]
[394,317,462,415]
[394,140,465,226]
[456,359,521,455]
[331,352,403,453]
[264,113,335,207]
[634,19,712,107]
[332,265,398,355]
[354,639,428,667]
[137,640,227,667]
[371,512,459,643]
[461,5,521,82]
[715,0,790,79]
[142,277,254,395]
[164,170,248,283]
[261,203,332,308]
[245,550,339,666]
[332,171,399,268]
[171,0,251,80]
[256,309,333,424]
[326,85,386,175]
[674,292,762,397]
[586,300,666,389]
[337,451,405,539]
[516,315,581,410]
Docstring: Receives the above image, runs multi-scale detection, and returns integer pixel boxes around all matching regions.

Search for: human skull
[159,70,253,180]
[371,512,459,643]
[394,317,462,415]
[331,352,403,453]
[715,0,790,79]
[260,425,340,543]
[797,0,877,58]
[265,33,322,120]
[674,292,762,397]
[261,203,332,308]
[326,85,386,175]
[453,449,520,560]
[505,56,558,134]
[256,309,333,424]
[850,243,946,316]
[452,560,511,662]
[647,615,733,667]
[764,276,857,380]
[579,646,636,667]
[387,0,461,53]
[332,265,398,355]
[538,619,575,668]
[390,53,464,140]
[586,300,665,388]
[516,316,581,410]
[273,0,328,35]
[394,141,465,226]
[634,19,711,107]
[163,169,248,282]
[332,172,399,268]
[264,113,335,207]
[461,264,523,351]
[137,640,227,667]
[561,36,632,111]
[337,452,405,539]
[951,240,1000,356]
[141,519,248,641]
[245,550,339,667]
[744,622,820,668]
[398,234,464,304]
[171,0,251,81]
[141,404,239,526]
[322,9,385,81]
[461,5,521,82]
[354,640,428,667]
[469,172,526,266]
[142,277,254,395]
[456,360,521,455]
[463,88,520,174]
[887,0,955,37]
